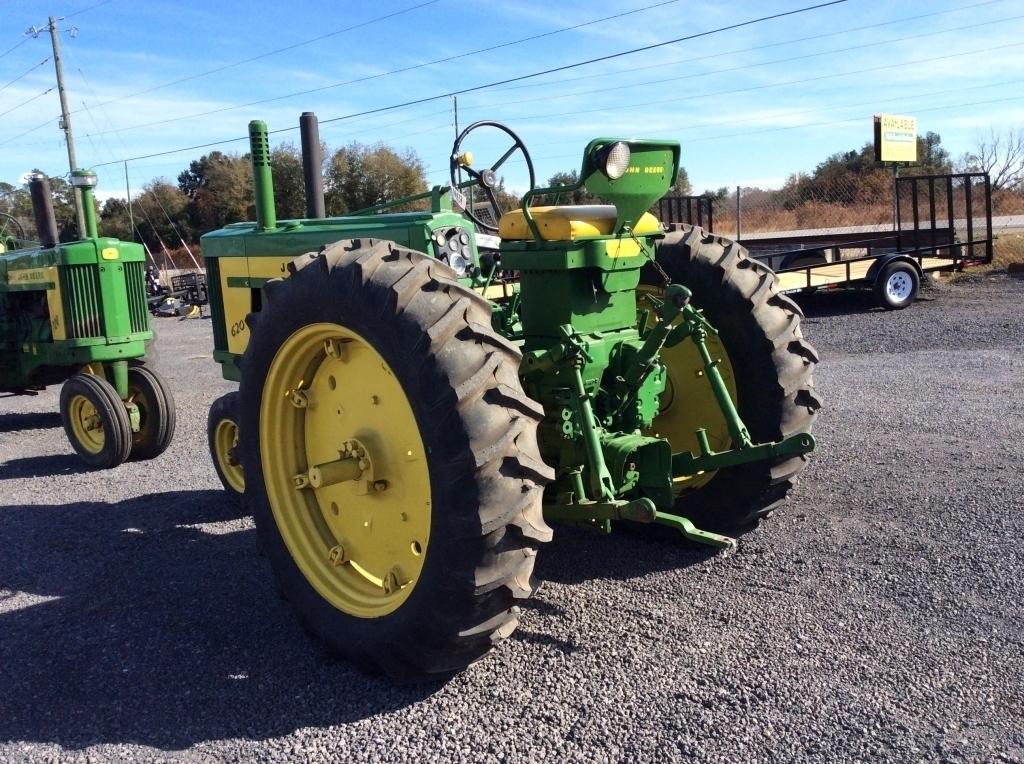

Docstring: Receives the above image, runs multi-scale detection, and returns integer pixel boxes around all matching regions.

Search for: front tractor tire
[126,364,176,460]
[208,391,244,497]
[239,239,553,682]
[644,224,822,530]
[59,372,133,469]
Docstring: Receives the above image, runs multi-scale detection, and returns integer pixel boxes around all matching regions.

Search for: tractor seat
[498,205,661,241]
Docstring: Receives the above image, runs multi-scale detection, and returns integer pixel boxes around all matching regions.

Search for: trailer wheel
[874,261,919,310]
[208,391,244,497]
[60,373,133,469]
[239,238,552,682]
[644,224,821,530]
[126,365,176,460]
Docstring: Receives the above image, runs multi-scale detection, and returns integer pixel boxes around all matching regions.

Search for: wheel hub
[886,272,913,301]
[260,323,431,618]
[68,395,105,454]
[214,418,245,493]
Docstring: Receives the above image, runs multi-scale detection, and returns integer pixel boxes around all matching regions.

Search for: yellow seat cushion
[498,205,661,241]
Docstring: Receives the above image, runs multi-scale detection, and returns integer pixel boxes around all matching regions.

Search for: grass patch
[993,233,1024,268]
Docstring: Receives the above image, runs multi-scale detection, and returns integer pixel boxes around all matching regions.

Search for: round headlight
[597,141,631,180]
[70,170,98,188]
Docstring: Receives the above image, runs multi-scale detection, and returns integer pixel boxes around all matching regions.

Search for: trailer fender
[865,253,922,284]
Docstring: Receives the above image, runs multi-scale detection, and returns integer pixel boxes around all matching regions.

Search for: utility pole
[34,16,86,236]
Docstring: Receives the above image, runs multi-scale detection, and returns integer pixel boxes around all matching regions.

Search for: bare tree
[958,127,1024,191]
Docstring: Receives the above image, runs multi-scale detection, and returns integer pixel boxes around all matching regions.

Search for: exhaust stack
[300,112,326,219]
[28,173,60,249]
[248,120,277,232]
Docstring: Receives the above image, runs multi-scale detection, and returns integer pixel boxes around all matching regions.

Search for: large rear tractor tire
[60,372,133,469]
[643,224,821,530]
[239,238,553,682]
[126,364,176,460]
[208,391,244,497]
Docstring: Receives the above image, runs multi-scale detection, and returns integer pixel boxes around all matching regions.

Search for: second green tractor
[203,117,821,681]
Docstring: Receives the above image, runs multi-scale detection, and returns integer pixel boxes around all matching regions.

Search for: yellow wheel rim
[214,417,245,494]
[260,323,431,619]
[67,394,105,455]
[638,286,738,493]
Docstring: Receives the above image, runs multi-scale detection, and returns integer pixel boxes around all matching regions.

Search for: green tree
[671,167,692,196]
[98,197,135,242]
[178,151,253,232]
[0,174,79,242]
[911,131,952,175]
[492,175,520,213]
[131,181,193,253]
[324,142,427,214]
[536,170,597,205]
[270,143,307,220]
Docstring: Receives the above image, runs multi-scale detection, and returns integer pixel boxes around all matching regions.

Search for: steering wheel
[449,120,535,233]
[0,213,26,252]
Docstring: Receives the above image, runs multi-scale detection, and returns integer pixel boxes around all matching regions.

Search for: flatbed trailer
[769,173,993,309]
[659,172,994,310]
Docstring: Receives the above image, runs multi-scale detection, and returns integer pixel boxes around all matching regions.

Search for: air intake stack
[249,120,277,232]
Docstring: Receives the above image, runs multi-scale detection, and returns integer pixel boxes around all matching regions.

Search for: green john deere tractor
[0,172,175,468]
[203,116,820,681]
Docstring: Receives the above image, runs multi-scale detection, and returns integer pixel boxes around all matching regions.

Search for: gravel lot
[1,273,1022,763]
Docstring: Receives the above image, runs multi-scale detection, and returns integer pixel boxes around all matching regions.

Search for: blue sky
[1,0,1023,200]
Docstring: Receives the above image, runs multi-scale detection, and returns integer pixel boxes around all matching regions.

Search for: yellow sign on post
[874,114,917,163]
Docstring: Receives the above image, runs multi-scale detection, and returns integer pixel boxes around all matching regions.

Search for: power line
[0,36,30,60]
[79,0,690,138]
[79,0,682,120]
[0,115,60,149]
[82,0,442,111]
[461,41,1020,126]
[0,57,50,93]
[66,0,116,18]
[424,89,1024,180]
[489,0,1008,94]
[465,12,1024,112]
[685,94,1024,148]
[0,87,55,119]
[2,0,995,153]
[532,77,1024,150]
[90,0,849,165]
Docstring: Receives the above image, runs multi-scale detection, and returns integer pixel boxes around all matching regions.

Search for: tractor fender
[866,253,922,284]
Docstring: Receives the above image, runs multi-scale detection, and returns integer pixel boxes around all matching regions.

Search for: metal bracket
[543,497,736,550]
[653,511,736,550]
[672,431,816,477]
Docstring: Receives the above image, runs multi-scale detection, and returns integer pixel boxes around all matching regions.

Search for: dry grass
[993,233,1024,267]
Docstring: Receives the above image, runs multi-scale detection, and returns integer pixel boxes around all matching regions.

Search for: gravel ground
[1,273,1022,763]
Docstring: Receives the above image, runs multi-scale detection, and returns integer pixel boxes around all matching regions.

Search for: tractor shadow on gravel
[0,489,437,750]
[0,453,94,479]
[0,410,63,434]
[534,523,720,587]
